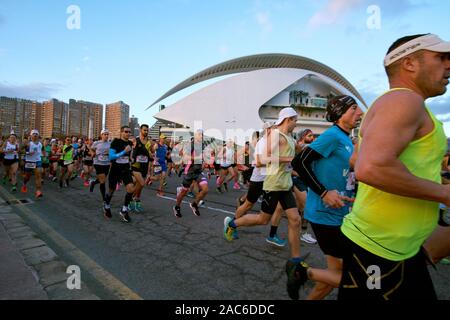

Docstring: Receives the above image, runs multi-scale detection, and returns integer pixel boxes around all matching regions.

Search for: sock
[229,220,237,228]
[100,183,106,201]
[269,225,278,238]
[122,205,128,212]
[124,192,133,207]
[289,257,301,264]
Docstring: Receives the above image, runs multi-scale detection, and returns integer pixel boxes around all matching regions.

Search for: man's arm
[356,91,450,205]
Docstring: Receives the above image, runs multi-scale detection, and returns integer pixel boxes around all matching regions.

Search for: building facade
[41,99,69,138]
[129,115,140,137]
[68,99,103,139]
[0,96,42,138]
[105,101,130,139]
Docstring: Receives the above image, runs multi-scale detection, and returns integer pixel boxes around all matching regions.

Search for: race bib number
[98,154,109,162]
[116,156,129,164]
[25,162,37,169]
[136,155,149,163]
[154,166,162,173]
[64,160,74,166]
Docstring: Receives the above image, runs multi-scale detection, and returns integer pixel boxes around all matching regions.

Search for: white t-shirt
[250,138,267,182]
[4,142,19,160]
[25,141,43,163]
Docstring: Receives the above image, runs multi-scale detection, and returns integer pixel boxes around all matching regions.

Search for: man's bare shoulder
[371,90,425,115]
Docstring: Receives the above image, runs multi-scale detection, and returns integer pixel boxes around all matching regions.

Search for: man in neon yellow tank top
[339,33,450,300]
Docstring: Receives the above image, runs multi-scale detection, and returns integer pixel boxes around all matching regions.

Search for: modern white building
[149,54,367,142]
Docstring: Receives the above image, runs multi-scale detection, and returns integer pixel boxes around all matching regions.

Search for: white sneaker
[300,232,317,244]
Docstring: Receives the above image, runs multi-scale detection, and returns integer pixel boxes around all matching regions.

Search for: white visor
[384,34,450,67]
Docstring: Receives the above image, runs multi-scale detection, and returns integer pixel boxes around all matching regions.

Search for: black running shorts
[310,222,343,258]
[261,190,296,215]
[338,232,437,300]
[246,181,264,204]
[182,165,207,188]
[109,165,133,189]
[94,164,110,176]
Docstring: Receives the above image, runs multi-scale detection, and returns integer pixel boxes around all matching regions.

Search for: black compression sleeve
[291,147,327,197]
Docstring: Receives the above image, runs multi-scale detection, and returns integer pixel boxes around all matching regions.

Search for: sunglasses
[124,130,131,133]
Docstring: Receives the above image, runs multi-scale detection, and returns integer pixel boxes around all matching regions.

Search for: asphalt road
[1,172,448,300]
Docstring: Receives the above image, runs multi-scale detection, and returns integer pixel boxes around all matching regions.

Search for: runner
[22,130,43,198]
[41,138,51,182]
[338,33,450,300]
[48,139,60,182]
[104,126,134,222]
[153,134,169,196]
[90,129,111,217]
[291,95,362,300]
[59,136,75,188]
[2,133,20,192]
[81,138,94,187]
[223,107,308,300]
[130,124,152,212]
[172,129,209,218]
[216,140,236,193]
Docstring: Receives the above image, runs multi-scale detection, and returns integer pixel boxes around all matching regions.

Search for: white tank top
[4,142,19,160]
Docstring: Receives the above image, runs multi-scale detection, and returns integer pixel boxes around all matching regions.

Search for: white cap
[101,129,110,135]
[384,34,450,67]
[30,129,39,136]
[275,107,298,126]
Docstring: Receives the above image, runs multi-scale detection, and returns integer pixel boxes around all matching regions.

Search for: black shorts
[242,168,254,184]
[214,163,221,171]
[109,165,133,189]
[166,158,173,164]
[94,164,110,176]
[338,232,437,300]
[83,160,93,167]
[59,159,74,168]
[3,158,19,166]
[292,176,308,192]
[42,162,50,169]
[246,181,264,204]
[261,190,297,215]
[310,223,343,258]
[182,165,207,188]
[132,163,149,177]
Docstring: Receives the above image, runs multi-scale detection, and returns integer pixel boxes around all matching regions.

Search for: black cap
[326,95,357,122]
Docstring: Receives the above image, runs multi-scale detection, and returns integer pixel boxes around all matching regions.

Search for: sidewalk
[0,198,99,300]
[0,221,48,300]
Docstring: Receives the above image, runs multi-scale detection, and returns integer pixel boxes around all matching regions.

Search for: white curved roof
[148,53,367,109]
[154,68,364,141]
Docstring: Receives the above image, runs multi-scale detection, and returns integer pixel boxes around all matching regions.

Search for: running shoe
[115,183,120,191]
[223,182,228,192]
[198,200,206,208]
[103,202,112,219]
[440,258,450,265]
[300,232,317,244]
[11,186,17,193]
[266,235,287,247]
[156,190,164,197]
[89,179,96,192]
[233,182,241,190]
[135,201,143,213]
[285,260,309,300]
[163,180,168,187]
[173,205,182,218]
[128,200,136,212]
[187,191,195,198]
[35,191,43,199]
[223,216,235,241]
[21,185,27,193]
[190,201,200,216]
[83,180,90,187]
[119,209,131,223]
[52,176,57,182]
[216,186,223,194]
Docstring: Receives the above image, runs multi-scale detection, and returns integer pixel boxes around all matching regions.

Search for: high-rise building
[68,99,103,139]
[0,97,41,138]
[129,115,140,136]
[105,101,130,139]
[41,99,69,138]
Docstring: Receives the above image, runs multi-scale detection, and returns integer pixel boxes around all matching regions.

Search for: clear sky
[1,0,449,132]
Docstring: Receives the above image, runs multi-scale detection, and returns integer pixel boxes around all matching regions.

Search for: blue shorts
[154,163,167,175]
[24,161,42,173]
